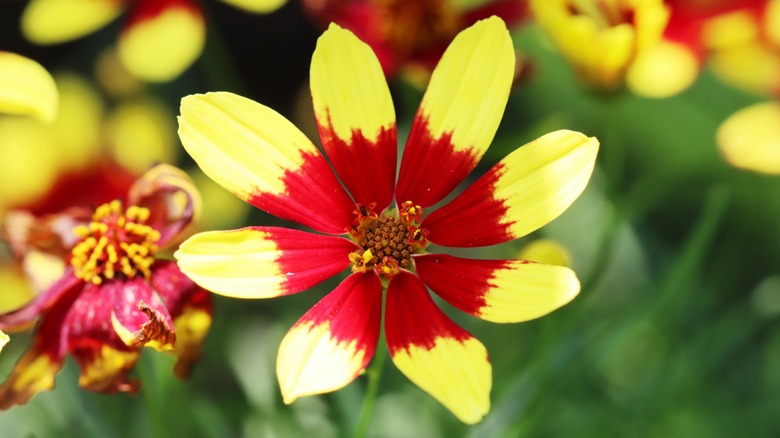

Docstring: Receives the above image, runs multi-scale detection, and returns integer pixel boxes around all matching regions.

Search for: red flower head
[0,164,212,409]
[176,17,598,423]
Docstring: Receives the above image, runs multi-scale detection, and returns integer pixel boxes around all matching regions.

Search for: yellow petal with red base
[118,0,205,82]
[21,0,123,44]
[175,227,355,299]
[717,102,780,174]
[277,272,381,403]
[423,130,599,247]
[0,52,58,123]
[395,16,515,207]
[385,271,491,424]
[311,23,397,208]
[178,92,355,233]
[414,254,579,323]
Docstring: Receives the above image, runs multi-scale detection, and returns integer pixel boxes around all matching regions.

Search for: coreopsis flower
[303,0,529,78]
[19,0,287,82]
[626,0,770,98]
[530,0,670,92]
[176,17,598,423]
[0,164,212,409]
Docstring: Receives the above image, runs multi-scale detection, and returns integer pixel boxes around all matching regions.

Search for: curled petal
[128,163,201,246]
[112,301,175,351]
[0,281,81,409]
[385,271,491,424]
[178,92,355,234]
[311,23,397,209]
[21,0,123,45]
[423,130,599,247]
[277,272,382,403]
[414,254,579,323]
[395,16,515,207]
[0,52,58,123]
[175,227,355,299]
[118,0,205,82]
[150,261,212,378]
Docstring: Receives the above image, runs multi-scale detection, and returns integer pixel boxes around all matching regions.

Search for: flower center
[71,200,160,285]
[568,0,634,28]
[375,0,460,55]
[348,201,428,278]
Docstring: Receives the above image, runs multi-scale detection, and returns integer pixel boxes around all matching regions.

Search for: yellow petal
[0,265,38,313]
[174,227,354,298]
[0,330,8,352]
[0,52,58,123]
[311,23,395,145]
[717,102,780,174]
[49,73,104,171]
[627,40,699,98]
[178,92,354,233]
[391,338,491,424]
[310,23,397,207]
[417,15,514,158]
[118,4,205,82]
[277,273,381,404]
[219,0,287,14]
[21,0,123,44]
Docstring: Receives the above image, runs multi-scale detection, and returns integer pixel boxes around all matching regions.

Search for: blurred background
[1,0,780,436]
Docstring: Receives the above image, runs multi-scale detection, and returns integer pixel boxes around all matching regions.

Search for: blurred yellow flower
[0,52,58,123]
[531,0,670,91]
[717,101,780,174]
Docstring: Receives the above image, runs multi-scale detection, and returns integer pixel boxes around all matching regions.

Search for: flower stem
[354,292,388,438]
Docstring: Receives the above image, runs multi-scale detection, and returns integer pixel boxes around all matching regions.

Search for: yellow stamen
[71,200,160,284]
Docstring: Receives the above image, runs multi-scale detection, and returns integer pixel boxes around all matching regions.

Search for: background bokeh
[1,0,779,436]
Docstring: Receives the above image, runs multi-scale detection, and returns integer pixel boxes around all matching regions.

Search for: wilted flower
[0,165,212,409]
[176,17,598,423]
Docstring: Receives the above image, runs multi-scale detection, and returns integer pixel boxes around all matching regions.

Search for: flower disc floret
[71,199,161,284]
[348,202,427,277]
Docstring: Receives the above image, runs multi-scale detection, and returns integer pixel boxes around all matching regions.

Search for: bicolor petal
[21,0,123,45]
[414,254,579,323]
[118,0,205,82]
[277,272,382,404]
[385,270,491,424]
[175,227,355,299]
[311,23,397,209]
[423,130,599,247]
[0,52,58,123]
[395,16,515,207]
[178,92,355,234]
[127,164,201,246]
[0,280,81,409]
[150,261,212,378]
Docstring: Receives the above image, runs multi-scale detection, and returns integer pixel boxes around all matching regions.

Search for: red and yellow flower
[0,164,212,409]
[303,0,529,79]
[530,0,670,92]
[20,0,287,82]
[176,17,598,423]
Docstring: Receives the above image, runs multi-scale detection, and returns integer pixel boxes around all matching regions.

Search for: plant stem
[354,292,388,438]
